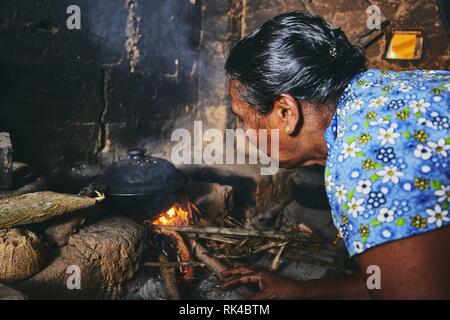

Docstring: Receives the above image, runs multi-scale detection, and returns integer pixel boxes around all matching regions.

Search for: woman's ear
[273,94,301,135]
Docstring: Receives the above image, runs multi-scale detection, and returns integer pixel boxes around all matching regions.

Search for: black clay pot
[92,148,189,215]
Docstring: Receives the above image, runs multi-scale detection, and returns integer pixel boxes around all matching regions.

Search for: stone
[182,164,294,220]
[196,274,241,300]
[0,228,46,283]
[187,181,234,226]
[125,271,167,300]
[281,200,348,252]
[254,256,330,282]
[0,283,28,300]
[0,133,13,197]
[43,212,86,247]
[12,216,147,299]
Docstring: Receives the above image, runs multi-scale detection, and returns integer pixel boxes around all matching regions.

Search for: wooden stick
[144,261,206,268]
[155,225,315,242]
[254,241,289,253]
[266,248,353,274]
[270,244,286,272]
[155,228,195,280]
[197,234,239,244]
[190,239,255,299]
[159,255,180,300]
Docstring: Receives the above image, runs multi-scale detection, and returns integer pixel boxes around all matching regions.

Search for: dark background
[0,0,448,171]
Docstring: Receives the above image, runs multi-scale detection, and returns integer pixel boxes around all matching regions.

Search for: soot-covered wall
[1,0,448,171]
[0,0,201,168]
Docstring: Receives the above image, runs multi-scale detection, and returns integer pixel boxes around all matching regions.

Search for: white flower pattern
[426,204,450,227]
[335,185,348,204]
[347,198,365,218]
[323,69,450,257]
[377,125,400,145]
[377,166,404,184]
[356,180,372,194]
[410,99,431,114]
[413,144,433,160]
[427,138,450,157]
[434,185,450,203]
[341,141,361,159]
[368,96,389,108]
[377,208,395,223]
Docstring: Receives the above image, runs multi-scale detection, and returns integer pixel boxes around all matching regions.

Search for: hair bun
[329,28,353,60]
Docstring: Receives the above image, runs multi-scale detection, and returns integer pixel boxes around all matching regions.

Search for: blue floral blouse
[324,69,450,257]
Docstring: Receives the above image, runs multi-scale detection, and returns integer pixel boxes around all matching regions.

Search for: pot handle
[128,148,147,160]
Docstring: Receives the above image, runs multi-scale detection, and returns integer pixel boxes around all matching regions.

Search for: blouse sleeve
[328,70,450,257]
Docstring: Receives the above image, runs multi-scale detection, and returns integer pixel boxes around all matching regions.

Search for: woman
[221,12,450,299]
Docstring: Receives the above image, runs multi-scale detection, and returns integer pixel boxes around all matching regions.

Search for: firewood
[197,234,239,244]
[297,223,313,234]
[266,248,352,274]
[0,228,46,283]
[159,255,180,300]
[0,191,104,229]
[190,239,255,299]
[211,254,250,259]
[156,225,315,242]
[253,240,289,253]
[269,243,286,271]
[143,261,206,268]
[155,228,194,280]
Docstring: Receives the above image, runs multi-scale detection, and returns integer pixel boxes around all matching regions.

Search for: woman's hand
[221,265,304,300]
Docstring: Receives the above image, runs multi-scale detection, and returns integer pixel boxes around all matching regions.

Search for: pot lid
[94,148,189,196]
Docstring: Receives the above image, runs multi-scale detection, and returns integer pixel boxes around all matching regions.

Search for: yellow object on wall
[385,31,423,60]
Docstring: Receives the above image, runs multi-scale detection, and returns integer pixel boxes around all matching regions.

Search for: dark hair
[225,11,366,114]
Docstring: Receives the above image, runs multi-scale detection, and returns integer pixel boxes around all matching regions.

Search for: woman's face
[229,80,327,168]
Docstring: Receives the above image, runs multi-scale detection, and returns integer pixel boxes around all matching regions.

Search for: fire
[152,203,192,226]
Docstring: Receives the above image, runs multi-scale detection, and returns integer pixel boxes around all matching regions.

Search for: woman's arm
[293,273,370,300]
[357,225,450,299]
[222,226,450,299]
[221,266,370,300]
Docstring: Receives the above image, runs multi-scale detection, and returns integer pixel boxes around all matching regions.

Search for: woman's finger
[221,265,257,277]
[221,274,260,290]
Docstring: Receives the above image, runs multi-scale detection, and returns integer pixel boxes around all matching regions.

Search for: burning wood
[152,203,193,226]
[149,202,198,283]
[145,197,333,300]
[154,228,195,280]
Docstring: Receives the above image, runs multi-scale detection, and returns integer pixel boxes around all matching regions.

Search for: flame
[152,203,192,226]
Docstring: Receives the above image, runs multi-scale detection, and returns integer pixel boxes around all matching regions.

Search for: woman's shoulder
[348,69,450,93]
[340,68,449,118]
[326,69,450,257]
[362,68,450,80]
